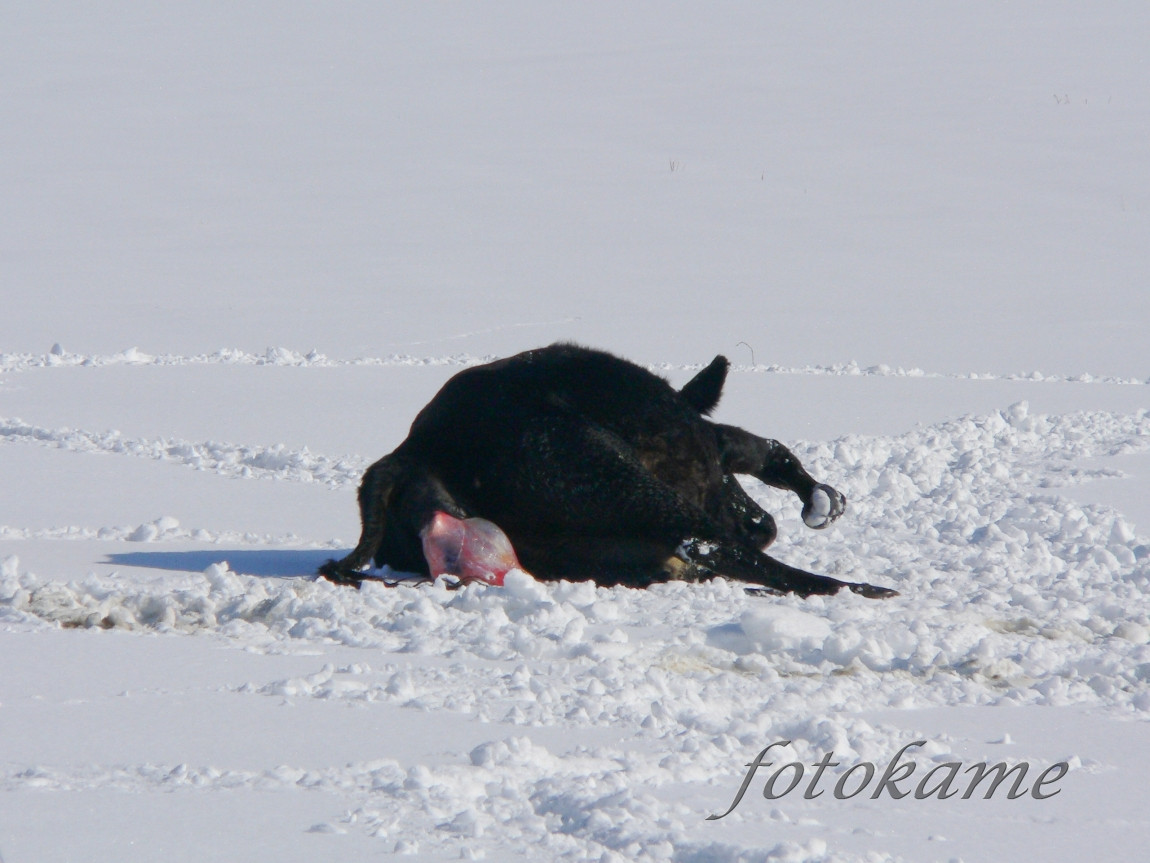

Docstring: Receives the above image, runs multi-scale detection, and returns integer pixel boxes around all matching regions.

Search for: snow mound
[3,405,1150,859]
[2,405,1148,714]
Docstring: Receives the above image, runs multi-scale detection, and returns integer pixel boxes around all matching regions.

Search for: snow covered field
[2,4,1148,861]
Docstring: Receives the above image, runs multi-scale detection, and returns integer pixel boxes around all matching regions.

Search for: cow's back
[404,344,724,515]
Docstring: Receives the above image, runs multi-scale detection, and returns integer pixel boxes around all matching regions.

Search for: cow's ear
[679,355,729,416]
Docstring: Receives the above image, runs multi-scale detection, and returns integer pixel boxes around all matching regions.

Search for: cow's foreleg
[716,475,778,549]
[714,424,845,529]
[677,538,897,599]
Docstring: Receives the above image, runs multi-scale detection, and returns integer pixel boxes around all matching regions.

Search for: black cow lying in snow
[320,344,896,598]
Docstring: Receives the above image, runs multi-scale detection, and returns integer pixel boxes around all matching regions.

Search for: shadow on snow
[104,548,339,579]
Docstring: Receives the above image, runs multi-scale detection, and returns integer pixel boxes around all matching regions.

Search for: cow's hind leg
[319,453,416,586]
[374,474,470,576]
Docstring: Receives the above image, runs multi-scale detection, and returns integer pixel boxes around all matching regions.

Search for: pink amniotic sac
[419,510,522,586]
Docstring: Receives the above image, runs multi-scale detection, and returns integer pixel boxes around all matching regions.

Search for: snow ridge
[3,390,1149,859]
[3,532,1135,859]
[0,519,334,547]
[4,403,1148,699]
[0,346,493,373]
[2,346,1147,385]
[0,416,366,488]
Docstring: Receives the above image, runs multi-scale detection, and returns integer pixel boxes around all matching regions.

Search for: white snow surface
[3,4,1150,862]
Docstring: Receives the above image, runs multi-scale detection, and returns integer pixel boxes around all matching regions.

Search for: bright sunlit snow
[2,4,1149,862]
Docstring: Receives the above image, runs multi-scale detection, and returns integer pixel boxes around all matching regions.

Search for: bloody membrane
[419,510,522,586]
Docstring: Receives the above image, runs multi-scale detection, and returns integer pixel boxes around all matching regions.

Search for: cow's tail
[318,453,409,586]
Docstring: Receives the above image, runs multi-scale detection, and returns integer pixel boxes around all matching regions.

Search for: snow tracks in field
[3,348,1150,861]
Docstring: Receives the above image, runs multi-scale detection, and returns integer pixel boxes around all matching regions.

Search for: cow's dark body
[320,344,895,598]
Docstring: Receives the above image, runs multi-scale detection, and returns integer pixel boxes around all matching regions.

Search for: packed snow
[3,4,1149,862]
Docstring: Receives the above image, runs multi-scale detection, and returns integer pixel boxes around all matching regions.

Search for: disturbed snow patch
[2,404,1148,707]
[3,403,1150,860]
